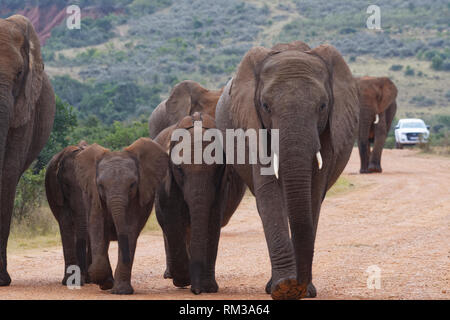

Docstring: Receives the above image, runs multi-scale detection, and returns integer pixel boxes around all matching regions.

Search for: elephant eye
[16,70,22,79]
[320,103,326,111]
[262,103,271,114]
[130,182,136,189]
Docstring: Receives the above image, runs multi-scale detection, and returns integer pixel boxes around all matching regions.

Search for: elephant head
[0,15,44,199]
[227,43,359,298]
[357,76,398,124]
[148,80,224,138]
[75,138,168,294]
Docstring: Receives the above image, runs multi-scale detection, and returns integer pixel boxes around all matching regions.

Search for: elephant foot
[111,281,134,295]
[368,164,382,173]
[84,272,92,284]
[306,282,317,298]
[173,276,191,288]
[265,278,272,294]
[360,168,370,174]
[271,277,307,300]
[191,278,219,294]
[163,268,172,279]
[89,262,113,289]
[99,276,114,290]
[0,271,11,286]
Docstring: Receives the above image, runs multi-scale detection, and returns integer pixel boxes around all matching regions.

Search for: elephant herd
[0,16,399,300]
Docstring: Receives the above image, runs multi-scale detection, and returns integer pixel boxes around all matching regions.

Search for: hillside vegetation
[39,0,449,131]
[1,0,449,236]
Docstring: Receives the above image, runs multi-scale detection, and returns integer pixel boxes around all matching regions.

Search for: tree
[34,95,78,171]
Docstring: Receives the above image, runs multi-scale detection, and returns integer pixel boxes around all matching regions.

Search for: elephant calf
[74,138,168,294]
[356,76,398,173]
[45,141,90,285]
[155,113,246,294]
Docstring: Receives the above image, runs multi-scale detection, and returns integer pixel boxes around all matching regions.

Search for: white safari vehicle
[394,118,430,149]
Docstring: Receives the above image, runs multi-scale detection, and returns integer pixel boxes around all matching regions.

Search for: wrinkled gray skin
[0,15,55,286]
[75,139,168,294]
[154,113,246,295]
[215,42,359,299]
[45,142,90,286]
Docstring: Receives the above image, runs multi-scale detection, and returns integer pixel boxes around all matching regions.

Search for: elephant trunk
[184,186,216,293]
[109,197,131,265]
[279,126,318,290]
[0,88,12,213]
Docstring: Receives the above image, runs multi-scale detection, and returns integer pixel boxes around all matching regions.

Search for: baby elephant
[75,138,168,294]
[46,141,90,285]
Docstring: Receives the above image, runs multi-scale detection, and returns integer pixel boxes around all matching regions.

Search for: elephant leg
[155,201,172,279]
[0,172,16,286]
[358,125,372,174]
[201,205,223,294]
[57,206,78,286]
[88,215,113,290]
[156,190,190,288]
[369,113,387,173]
[0,126,31,286]
[252,165,299,299]
[70,197,89,285]
[111,232,137,295]
[162,234,172,279]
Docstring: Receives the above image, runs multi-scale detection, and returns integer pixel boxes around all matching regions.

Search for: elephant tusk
[273,152,279,179]
[316,151,323,170]
[374,114,379,124]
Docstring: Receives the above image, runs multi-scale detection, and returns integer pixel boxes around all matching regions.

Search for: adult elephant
[148,80,223,139]
[215,41,359,299]
[0,15,56,286]
[356,76,397,173]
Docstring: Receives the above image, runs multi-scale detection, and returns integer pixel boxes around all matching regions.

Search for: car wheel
[395,142,403,149]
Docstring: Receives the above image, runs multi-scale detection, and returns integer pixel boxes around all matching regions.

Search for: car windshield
[401,121,426,129]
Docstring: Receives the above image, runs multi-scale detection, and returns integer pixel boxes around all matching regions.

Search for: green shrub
[13,168,46,223]
[404,66,415,76]
[390,64,403,71]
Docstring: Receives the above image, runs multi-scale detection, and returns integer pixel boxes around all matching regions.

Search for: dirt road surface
[1,148,449,300]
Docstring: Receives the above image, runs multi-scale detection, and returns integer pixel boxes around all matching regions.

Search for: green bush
[35,96,78,171]
[404,66,415,76]
[13,168,46,223]
[390,64,403,71]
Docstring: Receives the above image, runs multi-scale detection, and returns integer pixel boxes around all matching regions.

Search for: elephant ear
[308,44,359,156]
[75,144,109,211]
[271,40,311,52]
[7,15,44,128]
[125,138,169,207]
[230,46,272,129]
[166,80,207,119]
[375,77,397,114]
